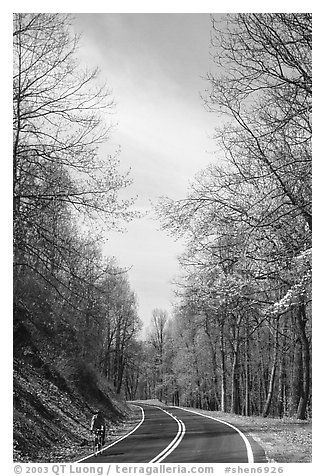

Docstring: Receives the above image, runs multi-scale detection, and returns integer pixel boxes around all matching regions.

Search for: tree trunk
[244,322,250,416]
[230,315,242,414]
[296,303,310,420]
[220,329,227,412]
[231,345,239,413]
[204,314,219,410]
[262,319,279,417]
[277,354,285,418]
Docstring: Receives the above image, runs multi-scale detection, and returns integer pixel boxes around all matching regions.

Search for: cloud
[73,13,217,327]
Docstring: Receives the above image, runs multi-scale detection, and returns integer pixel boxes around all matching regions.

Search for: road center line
[171,406,254,463]
[149,407,186,463]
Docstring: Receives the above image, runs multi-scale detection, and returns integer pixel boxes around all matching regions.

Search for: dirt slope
[13,319,134,463]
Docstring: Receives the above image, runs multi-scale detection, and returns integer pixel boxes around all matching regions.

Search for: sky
[72,13,218,333]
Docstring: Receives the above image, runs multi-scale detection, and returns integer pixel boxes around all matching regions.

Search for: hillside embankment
[13,316,139,463]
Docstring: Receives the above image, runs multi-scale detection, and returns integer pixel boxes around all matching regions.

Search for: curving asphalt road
[78,403,267,464]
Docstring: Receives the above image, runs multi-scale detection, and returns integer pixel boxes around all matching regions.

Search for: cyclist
[90,410,106,448]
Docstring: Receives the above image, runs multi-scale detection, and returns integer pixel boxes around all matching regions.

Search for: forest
[13,11,312,434]
[139,14,312,420]
[13,13,142,402]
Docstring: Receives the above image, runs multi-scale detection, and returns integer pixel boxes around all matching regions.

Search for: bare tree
[155,13,311,419]
[13,13,136,307]
[206,13,312,231]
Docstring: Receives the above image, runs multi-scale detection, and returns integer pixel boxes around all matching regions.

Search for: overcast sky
[72,13,219,333]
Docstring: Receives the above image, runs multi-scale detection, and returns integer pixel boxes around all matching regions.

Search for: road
[78,403,267,464]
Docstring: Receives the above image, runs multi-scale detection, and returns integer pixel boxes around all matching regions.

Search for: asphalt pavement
[78,403,267,464]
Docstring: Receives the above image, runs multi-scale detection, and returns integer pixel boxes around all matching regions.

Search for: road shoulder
[173,406,311,463]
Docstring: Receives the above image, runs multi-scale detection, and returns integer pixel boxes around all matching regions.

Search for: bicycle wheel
[93,435,98,456]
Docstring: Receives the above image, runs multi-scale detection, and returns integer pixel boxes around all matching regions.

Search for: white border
[9,2,320,14]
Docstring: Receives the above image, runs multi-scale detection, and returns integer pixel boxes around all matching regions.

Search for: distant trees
[135,309,169,402]
[148,309,168,400]
[13,13,140,395]
[154,14,311,419]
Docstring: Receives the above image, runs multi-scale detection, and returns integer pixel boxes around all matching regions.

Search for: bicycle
[93,428,105,456]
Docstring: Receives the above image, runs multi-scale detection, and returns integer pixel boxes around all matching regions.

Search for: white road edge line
[171,406,254,463]
[75,404,145,463]
[149,407,186,463]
